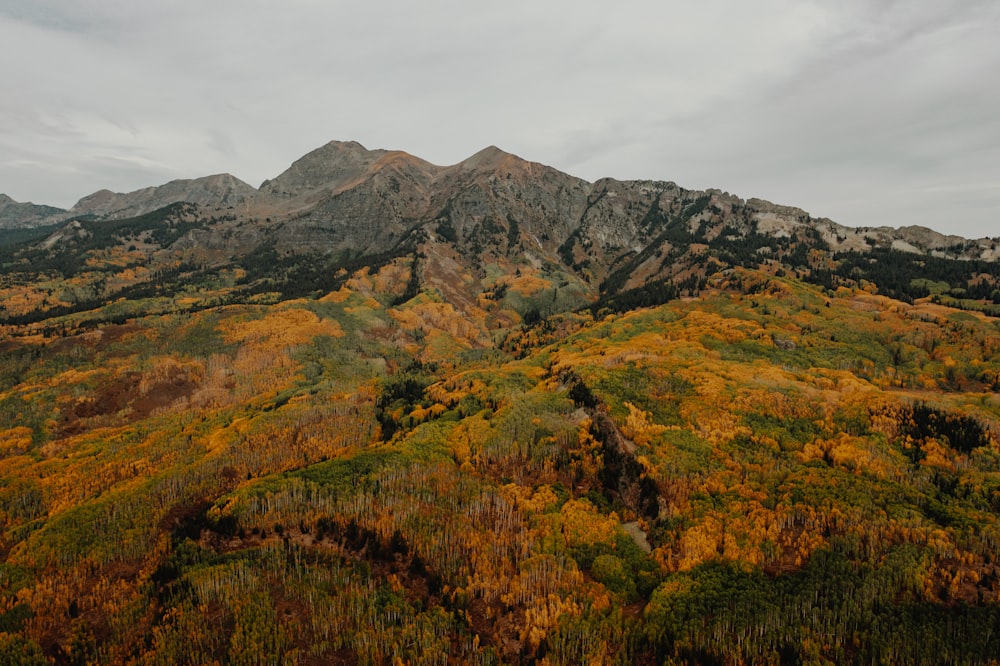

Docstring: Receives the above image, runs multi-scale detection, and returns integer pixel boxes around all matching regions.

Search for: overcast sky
[1,0,997,238]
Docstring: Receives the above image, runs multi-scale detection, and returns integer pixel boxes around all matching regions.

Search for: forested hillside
[1,144,999,664]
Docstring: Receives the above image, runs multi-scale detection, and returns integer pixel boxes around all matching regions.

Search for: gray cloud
[1,0,997,238]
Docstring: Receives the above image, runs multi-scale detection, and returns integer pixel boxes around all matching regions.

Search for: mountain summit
[0,193,66,229]
[258,140,395,200]
[68,173,257,220]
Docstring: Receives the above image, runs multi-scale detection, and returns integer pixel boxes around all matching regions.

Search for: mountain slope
[3,141,998,339]
[0,140,999,664]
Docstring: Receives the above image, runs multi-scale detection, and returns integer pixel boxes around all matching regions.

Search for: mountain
[0,193,65,229]
[1,141,999,664]
[255,141,444,253]
[68,173,257,220]
[18,141,999,263]
[0,174,258,232]
[251,142,998,262]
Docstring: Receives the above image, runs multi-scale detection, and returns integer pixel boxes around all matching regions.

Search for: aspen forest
[1,189,1000,665]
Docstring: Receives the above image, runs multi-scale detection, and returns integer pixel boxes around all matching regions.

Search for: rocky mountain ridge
[0,193,66,229]
[68,173,258,220]
[5,141,996,264]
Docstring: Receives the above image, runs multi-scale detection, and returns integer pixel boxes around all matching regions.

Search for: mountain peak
[307,140,388,163]
[194,173,248,187]
[73,189,116,207]
[321,139,369,151]
[68,176,255,220]
[0,193,67,229]
[258,140,392,200]
[460,145,520,170]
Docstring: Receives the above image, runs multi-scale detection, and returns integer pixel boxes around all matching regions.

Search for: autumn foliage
[1,242,999,665]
